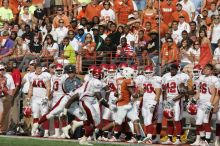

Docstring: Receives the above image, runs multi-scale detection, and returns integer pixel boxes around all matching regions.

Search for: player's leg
[31,100,40,136]
[153,101,163,143]
[173,100,183,144]
[40,101,49,137]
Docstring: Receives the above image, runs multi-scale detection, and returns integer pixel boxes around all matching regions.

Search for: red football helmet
[187,103,197,115]
[163,108,174,119]
[55,63,63,76]
[88,65,96,75]
[193,64,202,80]
[144,65,154,78]
[108,64,117,77]
[92,67,104,79]
[23,104,32,118]
[118,62,128,73]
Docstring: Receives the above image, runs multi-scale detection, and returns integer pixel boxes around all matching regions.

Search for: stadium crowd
[0,0,220,145]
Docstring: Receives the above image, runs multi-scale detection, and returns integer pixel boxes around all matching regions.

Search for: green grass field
[0,136,137,146]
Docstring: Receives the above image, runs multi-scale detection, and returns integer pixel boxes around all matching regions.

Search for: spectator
[100,1,115,25]
[19,6,33,26]
[55,19,68,46]
[77,3,87,20]
[188,21,198,40]
[20,0,36,15]
[96,36,117,64]
[160,0,176,25]
[208,2,218,17]
[211,15,220,53]
[42,23,58,42]
[172,3,190,23]
[92,16,100,27]
[11,37,29,64]
[146,29,161,65]
[198,29,212,68]
[120,25,135,47]
[52,7,70,28]
[108,22,121,46]
[115,0,133,25]
[68,30,79,53]
[92,26,104,51]
[0,31,14,63]
[99,25,107,40]
[179,0,195,21]
[189,40,201,64]
[80,33,96,72]
[63,37,77,64]
[22,24,35,46]
[178,15,190,34]
[141,0,156,26]
[42,34,59,60]
[0,0,13,28]
[75,25,86,43]
[201,9,212,26]
[152,15,169,39]
[115,37,135,64]
[179,38,194,69]
[85,0,102,21]
[161,37,179,72]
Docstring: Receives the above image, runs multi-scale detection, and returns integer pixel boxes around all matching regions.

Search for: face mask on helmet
[92,67,104,79]
[55,69,63,76]
[144,66,154,78]
[192,69,201,80]
[88,65,96,75]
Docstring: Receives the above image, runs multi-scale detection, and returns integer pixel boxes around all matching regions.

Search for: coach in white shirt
[55,19,68,45]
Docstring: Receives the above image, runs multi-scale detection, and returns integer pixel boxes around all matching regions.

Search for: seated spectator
[0,31,14,63]
[42,34,59,60]
[10,37,29,63]
[115,37,135,64]
[96,36,117,64]
[62,37,76,65]
[55,19,68,46]
[53,7,70,28]
[179,39,194,69]
[100,1,115,25]
[18,6,33,26]
[146,29,161,65]
[77,3,87,20]
[0,0,14,28]
[161,37,179,74]
[79,33,96,73]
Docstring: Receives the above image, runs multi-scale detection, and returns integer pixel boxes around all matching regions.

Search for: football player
[161,63,189,144]
[192,64,219,145]
[27,64,51,137]
[141,65,162,144]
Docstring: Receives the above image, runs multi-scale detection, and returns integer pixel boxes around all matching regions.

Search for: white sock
[55,128,60,135]
[44,130,49,135]
[200,131,205,137]
[205,132,211,139]
[147,134,152,139]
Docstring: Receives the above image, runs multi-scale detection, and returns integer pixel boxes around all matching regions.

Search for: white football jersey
[105,75,117,92]
[143,76,162,103]
[51,74,68,98]
[198,75,219,102]
[162,72,189,99]
[29,72,50,98]
[84,74,93,82]
[134,75,147,88]
[79,78,104,102]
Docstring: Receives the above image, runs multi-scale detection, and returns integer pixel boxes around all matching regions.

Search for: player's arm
[45,80,51,100]
[27,84,33,100]
[210,85,217,106]
[65,93,80,109]
[162,83,167,101]
[173,83,188,101]
[95,91,109,108]
[154,87,161,103]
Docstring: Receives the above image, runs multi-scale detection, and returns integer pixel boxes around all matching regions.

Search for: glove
[41,97,48,106]
[204,103,213,114]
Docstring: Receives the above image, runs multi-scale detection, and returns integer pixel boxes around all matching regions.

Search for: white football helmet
[55,63,63,77]
[122,67,135,79]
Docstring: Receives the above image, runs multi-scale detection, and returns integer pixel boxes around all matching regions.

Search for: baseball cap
[92,26,99,31]
[57,7,63,11]
[49,63,56,68]
[29,60,37,65]
[78,25,84,30]
[176,3,182,6]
